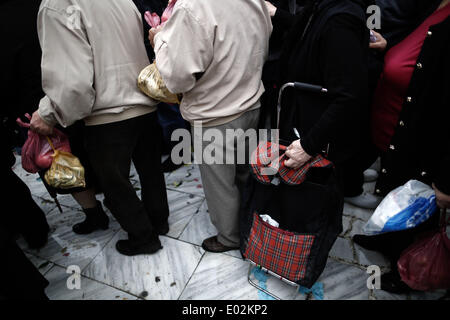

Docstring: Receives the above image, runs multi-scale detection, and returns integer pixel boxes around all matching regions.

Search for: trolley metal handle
[276,82,328,129]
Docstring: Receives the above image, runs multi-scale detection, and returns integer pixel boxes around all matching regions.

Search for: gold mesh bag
[44,138,86,190]
[137,62,181,104]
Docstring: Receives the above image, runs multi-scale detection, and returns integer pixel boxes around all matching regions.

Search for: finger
[284,158,295,168]
[285,158,300,169]
[285,149,293,158]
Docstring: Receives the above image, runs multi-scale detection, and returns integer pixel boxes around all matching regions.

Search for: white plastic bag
[363,180,437,235]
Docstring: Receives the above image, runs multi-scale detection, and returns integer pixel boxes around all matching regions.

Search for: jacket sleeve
[301,14,368,157]
[153,5,214,94]
[37,7,95,128]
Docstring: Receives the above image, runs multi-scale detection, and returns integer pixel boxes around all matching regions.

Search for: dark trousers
[3,165,50,247]
[1,240,49,300]
[84,112,169,244]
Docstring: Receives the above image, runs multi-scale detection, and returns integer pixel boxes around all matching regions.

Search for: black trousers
[84,112,169,244]
[3,165,50,247]
[1,152,50,300]
[0,239,49,300]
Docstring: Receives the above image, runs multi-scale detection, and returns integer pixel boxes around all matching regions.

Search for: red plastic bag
[398,210,450,291]
[16,114,71,173]
[144,0,177,28]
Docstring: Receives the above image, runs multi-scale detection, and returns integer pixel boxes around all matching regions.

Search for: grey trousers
[193,108,260,247]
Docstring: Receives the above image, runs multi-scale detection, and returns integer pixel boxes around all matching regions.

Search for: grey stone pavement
[12,154,450,300]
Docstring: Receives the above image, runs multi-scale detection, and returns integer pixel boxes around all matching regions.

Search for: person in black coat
[277,0,369,171]
[0,0,50,300]
[352,0,450,293]
[342,0,444,209]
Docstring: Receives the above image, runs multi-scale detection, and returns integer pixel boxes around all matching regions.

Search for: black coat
[0,0,43,158]
[376,0,442,49]
[278,0,369,165]
[375,16,450,196]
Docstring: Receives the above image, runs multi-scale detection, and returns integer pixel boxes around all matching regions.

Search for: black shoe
[115,238,162,256]
[380,272,411,294]
[25,223,50,250]
[353,234,389,252]
[201,236,239,253]
[72,201,109,235]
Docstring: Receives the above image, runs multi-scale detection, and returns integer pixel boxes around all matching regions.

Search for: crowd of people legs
[1,0,449,299]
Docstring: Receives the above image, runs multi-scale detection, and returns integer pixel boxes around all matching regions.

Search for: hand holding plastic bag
[363,180,437,235]
[144,0,177,28]
[17,114,71,173]
[139,0,181,104]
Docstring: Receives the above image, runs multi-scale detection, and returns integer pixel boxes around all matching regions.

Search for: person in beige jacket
[151,0,272,252]
[30,0,170,256]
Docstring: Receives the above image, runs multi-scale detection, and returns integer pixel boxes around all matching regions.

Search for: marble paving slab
[340,216,352,237]
[347,218,367,238]
[179,200,216,246]
[32,195,58,216]
[25,252,54,275]
[315,259,370,300]
[45,266,136,300]
[165,164,205,196]
[329,237,356,264]
[21,206,121,270]
[179,253,305,300]
[372,288,409,300]
[83,231,204,300]
[165,190,204,239]
[354,244,390,268]
[343,203,374,222]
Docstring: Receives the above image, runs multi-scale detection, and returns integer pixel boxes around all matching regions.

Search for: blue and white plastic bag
[363,180,437,235]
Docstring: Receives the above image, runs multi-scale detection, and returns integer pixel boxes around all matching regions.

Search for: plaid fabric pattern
[244,213,315,282]
[250,141,332,185]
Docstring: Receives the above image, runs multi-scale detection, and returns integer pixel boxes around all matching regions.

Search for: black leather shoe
[115,238,162,256]
[380,272,411,294]
[353,234,389,252]
[73,201,109,235]
[201,236,239,253]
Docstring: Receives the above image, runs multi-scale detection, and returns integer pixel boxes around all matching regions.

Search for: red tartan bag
[244,212,315,282]
[398,210,450,291]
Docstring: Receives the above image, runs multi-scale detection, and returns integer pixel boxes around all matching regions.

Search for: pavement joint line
[177,250,207,300]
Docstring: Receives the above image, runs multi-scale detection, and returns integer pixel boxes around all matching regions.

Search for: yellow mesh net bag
[44,137,86,190]
[137,62,181,104]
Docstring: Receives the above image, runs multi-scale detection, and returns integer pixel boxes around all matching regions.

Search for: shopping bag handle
[46,136,57,154]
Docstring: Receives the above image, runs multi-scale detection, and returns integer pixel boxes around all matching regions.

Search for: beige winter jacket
[154,0,272,127]
[37,0,157,127]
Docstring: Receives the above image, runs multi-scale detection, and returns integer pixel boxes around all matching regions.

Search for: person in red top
[371,3,450,152]
[354,0,450,294]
